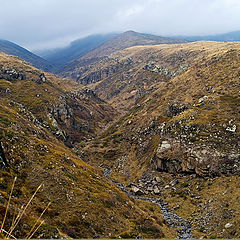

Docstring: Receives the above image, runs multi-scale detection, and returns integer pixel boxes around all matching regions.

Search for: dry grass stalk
[28,220,44,239]
[25,201,51,239]
[7,183,43,237]
[8,205,18,236]
[1,176,17,232]
[1,228,17,239]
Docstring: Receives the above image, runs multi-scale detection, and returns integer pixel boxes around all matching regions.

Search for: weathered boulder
[153,186,161,195]
[131,186,144,195]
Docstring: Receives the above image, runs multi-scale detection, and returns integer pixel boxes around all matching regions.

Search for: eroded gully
[101,166,192,239]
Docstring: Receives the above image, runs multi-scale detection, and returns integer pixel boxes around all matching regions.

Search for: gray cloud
[0,0,240,50]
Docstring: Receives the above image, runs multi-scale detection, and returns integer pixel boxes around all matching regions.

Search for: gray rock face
[76,57,133,85]
[153,139,240,176]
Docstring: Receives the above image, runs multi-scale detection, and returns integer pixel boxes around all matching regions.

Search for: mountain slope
[0,52,175,238]
[60,31,187,80]
[0,40,54,72]
[79,30,187,60]
[177,30,240,42]
[83,41,240,238]
[37,33,118,68]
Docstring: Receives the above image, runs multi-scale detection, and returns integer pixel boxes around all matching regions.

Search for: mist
[1,0,240,50]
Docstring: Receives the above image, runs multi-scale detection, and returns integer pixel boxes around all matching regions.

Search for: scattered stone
[147,186,153,192]
[131,186,144,195]
[157,141,171,153]
[198,96,208,103]
[226,125,237,133]
[153,186,161,195]
[5,88,11,94]
[166,102,189,117]
[173,205,180,210]
[170,179,179,186]
[155,177,161,183]
[225,223,233,229]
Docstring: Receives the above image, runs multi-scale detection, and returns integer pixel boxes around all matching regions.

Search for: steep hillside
[83,41,240,238]
[0,52,115,148]
[60,31,187,80]
[37,33,117,68]
[0,52,175,238]
[63,41,240,113]
[0,40,54,72]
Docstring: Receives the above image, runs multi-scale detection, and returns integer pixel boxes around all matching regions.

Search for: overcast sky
[1,0,240,51]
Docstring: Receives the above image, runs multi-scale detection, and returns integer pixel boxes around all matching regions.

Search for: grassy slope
[0,52,175,238]
[83,41,240,238]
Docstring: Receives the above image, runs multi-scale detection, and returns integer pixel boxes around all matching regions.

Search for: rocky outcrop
[76,58,133,85]
[0,67,26,81]
[166,102,189,117]
[129,114,239,177]
[143,61,188,78]
[0,66,47,84]
[0,142,9,170]
[152,136,240,176]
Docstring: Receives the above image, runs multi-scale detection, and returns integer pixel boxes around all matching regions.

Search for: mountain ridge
[175,30,240,42]
[59,30,187,80]
[0,39,55,72]
[36,33,118,68]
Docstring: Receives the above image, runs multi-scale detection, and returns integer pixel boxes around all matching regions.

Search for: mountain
[177,30,240,42]
[59,30,187,79]
[1,34,240,239]
[79,30,187,59]
[37,33,118,68]
[81,41,240,238]
[0,39,54,72]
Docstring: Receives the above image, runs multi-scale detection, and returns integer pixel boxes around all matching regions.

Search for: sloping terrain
[37,33,117,68]
[177,30,240,42]
[0,40,54,72]
[60,31,187,81]
[0,52,175,238]
[83,41,240,238]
